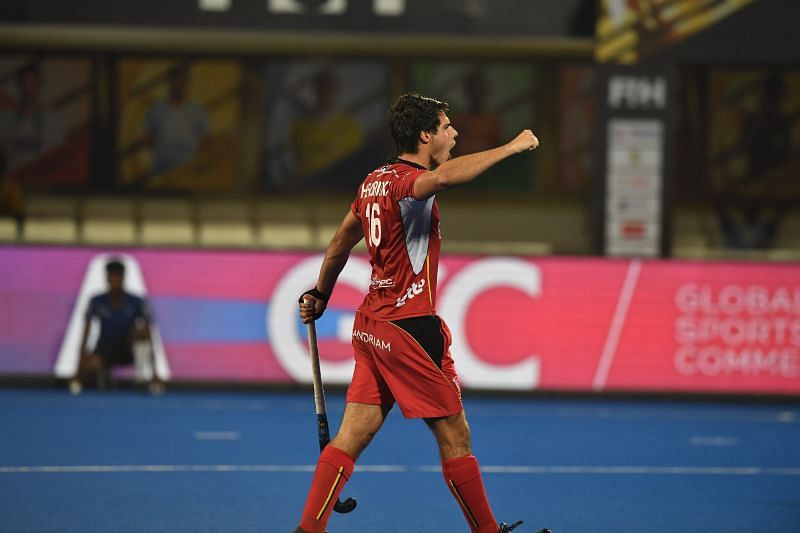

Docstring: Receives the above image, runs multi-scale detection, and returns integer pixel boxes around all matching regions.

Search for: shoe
[498,521,551,533]
[148,380,165,396]
[68,379,82,395]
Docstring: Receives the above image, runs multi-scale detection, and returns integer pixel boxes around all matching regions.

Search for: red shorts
[347,312,462,419]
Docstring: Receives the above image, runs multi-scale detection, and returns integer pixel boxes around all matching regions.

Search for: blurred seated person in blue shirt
[69,259,164,395]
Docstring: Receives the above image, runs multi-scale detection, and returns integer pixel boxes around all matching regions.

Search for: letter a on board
[53,253,171,381]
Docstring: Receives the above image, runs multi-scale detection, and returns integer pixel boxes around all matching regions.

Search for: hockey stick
[305,316,357,514]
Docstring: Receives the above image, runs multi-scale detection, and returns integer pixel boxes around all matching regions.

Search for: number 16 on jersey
[365,203,382,248]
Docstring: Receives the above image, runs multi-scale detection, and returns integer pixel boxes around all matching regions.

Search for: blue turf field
[1,387,799,532]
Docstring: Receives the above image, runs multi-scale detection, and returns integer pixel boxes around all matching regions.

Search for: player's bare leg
[427,410,497,531]
[330,402,391,459]
[426,409,472,459]
[427,411,540,533]
[132,325,163,395]
[295,402,390,533]
[68,353,103,395]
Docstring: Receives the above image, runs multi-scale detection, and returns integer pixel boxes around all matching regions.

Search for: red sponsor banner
[436,257,800,393]
[1,247,798,394]
[607,261,800,394]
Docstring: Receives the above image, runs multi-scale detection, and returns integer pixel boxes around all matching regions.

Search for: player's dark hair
[106,259,125,275]
[389,93,449,154]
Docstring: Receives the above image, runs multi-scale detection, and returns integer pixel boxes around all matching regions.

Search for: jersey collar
[387,157,429,171]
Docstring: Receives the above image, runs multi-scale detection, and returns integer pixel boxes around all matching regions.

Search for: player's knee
[335,420,381,452]
[83,354,103,371]
[331,429,374,459]
[426,413,472,458]
[437,436,471,459]
[443,425,471,450]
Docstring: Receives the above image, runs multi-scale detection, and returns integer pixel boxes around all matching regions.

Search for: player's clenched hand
[298,288,330,323]
[299,298,325,324]
[507,129,539,154]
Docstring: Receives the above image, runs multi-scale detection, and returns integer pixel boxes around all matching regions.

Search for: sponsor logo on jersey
[360,180,391,198]
[352,329,391,352]
[396,278,426,307]
[375,166,399,178]
[370,276,395,289]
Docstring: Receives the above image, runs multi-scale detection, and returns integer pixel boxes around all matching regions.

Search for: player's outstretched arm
[413,129,539,200]
[299,210,363,324]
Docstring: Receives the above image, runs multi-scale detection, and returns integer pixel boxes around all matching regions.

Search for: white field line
[1,464,799,476]
[690,436,739,447]
[593,259,642,390]
[193,431,241,440]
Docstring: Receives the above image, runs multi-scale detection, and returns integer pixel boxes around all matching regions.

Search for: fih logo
[608,75,667,110]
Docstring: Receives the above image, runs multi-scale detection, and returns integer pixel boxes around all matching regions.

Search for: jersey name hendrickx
[360,180,391,198]
[352,329,392,352]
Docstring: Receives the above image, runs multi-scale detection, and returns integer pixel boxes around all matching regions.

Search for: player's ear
[419,130,431,145]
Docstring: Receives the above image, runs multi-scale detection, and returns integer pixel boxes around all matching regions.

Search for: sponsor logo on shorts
[451,377,463,400]
[352,329,392,352]
[396,279,425,307]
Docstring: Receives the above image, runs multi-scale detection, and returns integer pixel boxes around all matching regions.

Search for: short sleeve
[391,168,427,201]
[136,297,153,323]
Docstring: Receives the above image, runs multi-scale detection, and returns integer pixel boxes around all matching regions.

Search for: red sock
[298,446,355,533]
[442,455,497,533]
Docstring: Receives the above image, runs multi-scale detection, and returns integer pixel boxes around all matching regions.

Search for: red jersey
[351,159,441,321]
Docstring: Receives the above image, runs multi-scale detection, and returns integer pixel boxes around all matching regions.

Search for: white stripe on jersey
[399,196,434,275]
